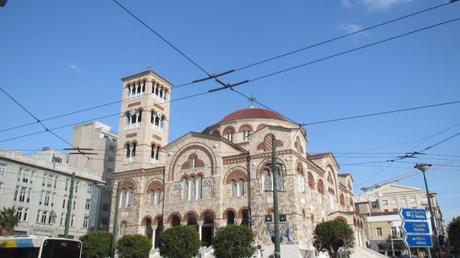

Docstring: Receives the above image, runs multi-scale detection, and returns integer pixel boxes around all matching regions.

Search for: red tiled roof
[219,108,286,123]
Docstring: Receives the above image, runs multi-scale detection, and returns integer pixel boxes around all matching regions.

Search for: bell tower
[115,70,172,173]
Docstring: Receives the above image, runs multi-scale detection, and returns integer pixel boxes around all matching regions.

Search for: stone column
[235,218,242,225]
[151,225,157,248]
[198,220,204,241]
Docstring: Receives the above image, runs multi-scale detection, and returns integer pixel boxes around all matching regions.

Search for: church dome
[219,108,286,124]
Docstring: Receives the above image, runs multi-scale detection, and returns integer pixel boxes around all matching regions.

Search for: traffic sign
[399,208,427,221]
[404,235,433,248]
[402,221,430,234]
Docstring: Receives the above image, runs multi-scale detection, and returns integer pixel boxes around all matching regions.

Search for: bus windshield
[40,239,81,258]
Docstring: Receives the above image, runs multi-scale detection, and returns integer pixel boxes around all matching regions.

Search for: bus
[0,235,82,258]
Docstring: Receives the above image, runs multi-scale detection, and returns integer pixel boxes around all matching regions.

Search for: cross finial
[248,94,256,109]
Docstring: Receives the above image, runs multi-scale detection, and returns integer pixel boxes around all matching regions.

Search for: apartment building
[0,149,104,238]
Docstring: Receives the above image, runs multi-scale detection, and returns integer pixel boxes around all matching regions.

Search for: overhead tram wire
[112,0,210,76]
[341,130,460,167]
[232,1,458,72]
[301,100,460,126]
[208,17,460,93]
[2,2,458,134]
[0,90,213,144]
[111,0,298,124]
[0,88,91,159]
[0,80,208,134]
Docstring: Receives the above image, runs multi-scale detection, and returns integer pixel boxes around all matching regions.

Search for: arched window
[317,179,325,195]
[189,177,196,200]
[261,164,284,192]
[151,144,156,160]
[223,127,235,142]
[308,172,315,189]
[120,191,127,207]
[125,142,136,162]
[128,188,134,207]
[239,179,245,196]
[182,176,202,201]
[242,130,250,141]
[120,221,127,236]
[151,144,160,160]
[296,173,305,193]
[119,184,135,208]
[231,180,238,197]
[191,157,196,168]
[150,190,161,205]
[126,109,142,128]
[262,169,272,192]
[239,124,253,142]
[125,143,130,159]
[181,178,188,201]
[196,175,202,200]
[340,193,345,206]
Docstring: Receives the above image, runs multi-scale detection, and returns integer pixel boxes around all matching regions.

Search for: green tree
[377,242,391,256]
[313,220,355,258]
[0,207,19,236]
[80,231,112,258]
[448,216,460,256]
[212,224,256,258]
[117,234,152,258]
[158,226,201,258]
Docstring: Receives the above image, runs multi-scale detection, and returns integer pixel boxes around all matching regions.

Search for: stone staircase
[351,246,387,258]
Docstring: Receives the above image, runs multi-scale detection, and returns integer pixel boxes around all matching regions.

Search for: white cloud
[342,0,415,11]
[339,23,363,34]
[65,62,82,72]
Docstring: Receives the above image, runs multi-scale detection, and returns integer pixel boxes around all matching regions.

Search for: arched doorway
[171,215,181,227]
[185,212,199,231]
[239,208,249,226]
[144,217,153,240]
[201,211,214,246]
[154,216,163,248]
[227,211,235,225]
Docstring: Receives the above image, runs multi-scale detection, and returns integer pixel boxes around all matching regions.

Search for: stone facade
[110,70,366,249]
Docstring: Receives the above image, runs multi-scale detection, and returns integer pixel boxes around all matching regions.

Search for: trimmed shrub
[117,234,152,258]
[80,231,112,258]
[159,226,201,258]
[212,224,256,258]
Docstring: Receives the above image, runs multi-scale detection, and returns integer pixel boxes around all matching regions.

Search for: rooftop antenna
[249,94,256,109]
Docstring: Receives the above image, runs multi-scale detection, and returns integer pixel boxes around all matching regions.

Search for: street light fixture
[414,163,439,258]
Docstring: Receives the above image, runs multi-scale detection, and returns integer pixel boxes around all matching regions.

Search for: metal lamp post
[414,163,439,258]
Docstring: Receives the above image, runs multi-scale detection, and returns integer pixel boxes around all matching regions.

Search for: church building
[110,70,365,250]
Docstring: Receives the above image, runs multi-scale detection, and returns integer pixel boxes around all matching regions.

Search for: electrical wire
[209,17,460,93]
[233,1,457,72]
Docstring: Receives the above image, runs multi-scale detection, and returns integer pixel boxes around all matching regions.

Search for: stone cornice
[113,166,165,180]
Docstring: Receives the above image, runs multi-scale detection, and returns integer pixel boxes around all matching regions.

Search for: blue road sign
[399,208,427,221]
[404,235,433,248]
[402,221,431,234]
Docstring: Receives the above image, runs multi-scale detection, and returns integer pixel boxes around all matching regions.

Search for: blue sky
[1,0,459,222]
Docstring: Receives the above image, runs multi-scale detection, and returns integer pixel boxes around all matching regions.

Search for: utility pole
[64,172,75,238]
[110,183,121,258]
[271,134,281,258]
[63,147,95,238]
[415,163,439,258]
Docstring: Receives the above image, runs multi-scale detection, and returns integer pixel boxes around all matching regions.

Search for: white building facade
[0,149,104,239]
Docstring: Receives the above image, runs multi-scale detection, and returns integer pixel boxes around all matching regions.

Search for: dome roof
[219,108,286,123]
